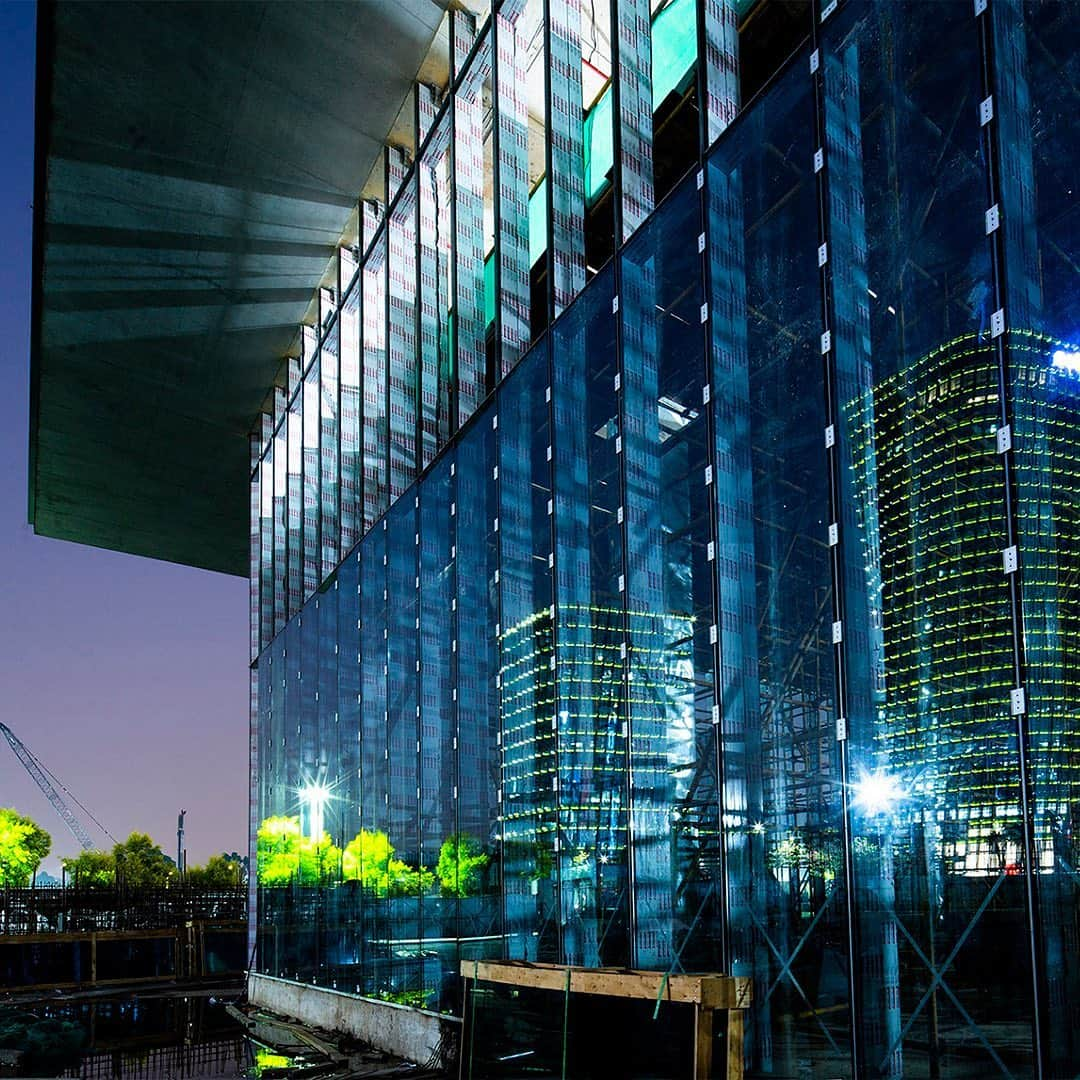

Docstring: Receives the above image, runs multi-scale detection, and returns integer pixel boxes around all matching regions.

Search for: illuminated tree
[256,815,341,885]
[0,808,51,886]
[186,854,243,886]
[61,849,115,887]
[341,828,393,892]
[341,828,433,896]
[113,832,178,886]
[436,833,489,897]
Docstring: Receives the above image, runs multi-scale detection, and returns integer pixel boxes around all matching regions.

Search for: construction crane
[0,722,115,850]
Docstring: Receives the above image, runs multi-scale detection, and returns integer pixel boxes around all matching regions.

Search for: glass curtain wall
[251,1,1077,1075]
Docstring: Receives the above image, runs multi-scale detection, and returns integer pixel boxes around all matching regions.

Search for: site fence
[0,886,246,936]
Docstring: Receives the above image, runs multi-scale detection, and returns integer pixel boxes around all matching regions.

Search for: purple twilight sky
[0,2,248,872]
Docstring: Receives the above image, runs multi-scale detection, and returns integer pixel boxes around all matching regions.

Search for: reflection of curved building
[499,604,695,842]
[847,330,1080,873]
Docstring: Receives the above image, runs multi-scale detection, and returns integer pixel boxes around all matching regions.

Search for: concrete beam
[247,973,460,1070]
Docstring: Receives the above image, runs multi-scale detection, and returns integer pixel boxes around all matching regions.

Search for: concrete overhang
[29,0,446,576]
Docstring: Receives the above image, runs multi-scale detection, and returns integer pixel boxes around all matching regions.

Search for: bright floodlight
[300,783,331,805]
[299,783,331,840]
[851,769,905,817]
[1052,349,1080,375]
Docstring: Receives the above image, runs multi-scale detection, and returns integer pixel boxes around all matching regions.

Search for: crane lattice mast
[0,722,114,850]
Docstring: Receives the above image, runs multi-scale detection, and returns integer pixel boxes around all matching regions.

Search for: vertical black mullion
[448,455,461,973]
[492,395,508,963]
[977,4,1047,1073]
[611,249,636,965]
[380,516,392,988]
[413,493,423,976]
[544,344,562,963]
[414,88,425,478]
[810,5,862,1075]
[356,211,366,552]
[336,250,345,559]
[697,156,732,980]
[384,149,394,513]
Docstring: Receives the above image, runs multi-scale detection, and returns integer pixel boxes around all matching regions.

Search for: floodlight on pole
[299,783,331,841]
[850,768,905,818]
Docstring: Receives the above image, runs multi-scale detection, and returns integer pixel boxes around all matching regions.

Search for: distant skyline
[0,1,248,872]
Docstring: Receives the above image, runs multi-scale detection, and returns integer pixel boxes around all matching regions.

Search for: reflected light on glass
[299,782,331,840]
[851,769,905,818]
[1051,349,1080,374]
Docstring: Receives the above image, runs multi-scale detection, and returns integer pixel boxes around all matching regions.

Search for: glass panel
[548,0,586,316]
[250,444,260,662]
[420,454,456,1009]
[455,406,504,972]
[993,4,1080,1072]
[494,3,532,374]
[389,178,419,499]
[273,392,287,633]
[825,3,1032,1074]
[708,64,847,1075]
[612,0,654,240]
[419,112,454,466]
[315,586,340,977]
[321,327,340,578]
[303,357,320,597]
[386,497,422,997]
[454,31,491,427]
[287,384,303,616]
[340,287,362,554]
[619,173,718,971]
[336,552,364,990]
[498,341,556,960]
[363,217,389,527]
[701,0,739,145]
[360,528,391,996]
[551,264,629,966]
[260,451,274,649]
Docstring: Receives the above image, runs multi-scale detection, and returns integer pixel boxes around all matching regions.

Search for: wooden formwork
[459,960,752,1080]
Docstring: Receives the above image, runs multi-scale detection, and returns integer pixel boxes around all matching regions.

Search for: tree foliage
[63,833,179,888]
[186,854,244,886]
[61,849,114,887]
[341,828,433,896]
[256,815,341,886]
[436,833,489,897]
[0,808,51,887]
[113,832,178,886]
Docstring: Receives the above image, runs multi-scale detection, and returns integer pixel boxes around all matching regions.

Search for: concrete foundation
[247,972,459,1070]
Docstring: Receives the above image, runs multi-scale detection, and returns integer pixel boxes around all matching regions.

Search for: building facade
[248,1,1079,1076]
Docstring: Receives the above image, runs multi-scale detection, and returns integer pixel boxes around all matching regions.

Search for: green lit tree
[436,833,489,897]
[341,828,433,896]
[0,808,51,886]
[341,828,393,892]
[256,815,341,886]
[186,854,243,886]
[113,832,178,887]
[61,849,115,887]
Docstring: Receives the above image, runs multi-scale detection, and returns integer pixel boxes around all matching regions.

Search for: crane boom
[1,722,99,850]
